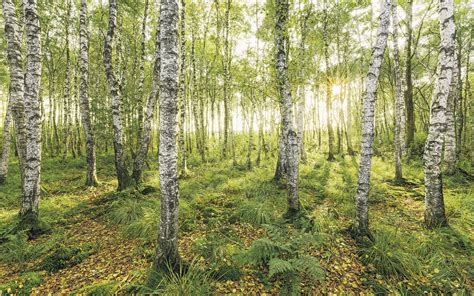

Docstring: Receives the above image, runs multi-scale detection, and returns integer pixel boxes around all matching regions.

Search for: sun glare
[332,84,342,96]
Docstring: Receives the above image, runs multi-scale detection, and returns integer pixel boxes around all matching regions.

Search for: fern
[235,201,276,226]
[240,237,290,266]
[268,258,296,278]
[291,255,325,280]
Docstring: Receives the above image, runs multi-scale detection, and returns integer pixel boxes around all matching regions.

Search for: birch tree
[423,0,456,229]
[132,3,161,184]
[79,0,98,186]
[178,0,187,177]
[353,0,390,237]
[0,95,12,184]
[62,0,72,159]
[275,0,300,216]
[21,0,43,218]
[155,0,180,268]
[392,0,404,182]
[2,0,27,185]
[323,1,335,161]
[104,0,131,190]
[444,50,458,175]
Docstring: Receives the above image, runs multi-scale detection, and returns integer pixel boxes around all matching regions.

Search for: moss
[15,212,52,239]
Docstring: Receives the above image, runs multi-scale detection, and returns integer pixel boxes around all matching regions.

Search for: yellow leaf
[434,268,440,273]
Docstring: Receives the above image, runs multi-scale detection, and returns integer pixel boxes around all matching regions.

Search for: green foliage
[39,243,97,273]
[358,229,419,279]
[145,261,213,295]
[0,272,43,296]
[238,226,325,293]
[233,200,277,226]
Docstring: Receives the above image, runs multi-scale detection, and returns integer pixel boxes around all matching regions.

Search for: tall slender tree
[2,0,27,186]
[155,0,180,268]
[104,0,130,190]
[79,0,98,187]
[132,2,161,184]
[423,0,456,229]
[392,0,404,182]
[353,0,390,237]
[0,95,12,184]
[21,0,43,218]
[275,0,300,216]
[444,50,458,175]
[62,0,72,159]
[405,0,415,151]
[178,0,187,177]
[323,1,335,161]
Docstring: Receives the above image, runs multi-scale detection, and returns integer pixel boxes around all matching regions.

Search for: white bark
[0,95,13,184]
[423,0,456,228]
[2,0,27,184]
[21,0,43,216]
[156,0,180,267]
[132,0,160,184]
[354,0,390,236]
[444,49,458,175]
[178,0,187,177]
[79,0,98,186]
[392,0,404,182]
[62,0,72,159]
[104,0,130,190]
[275,0,300,215]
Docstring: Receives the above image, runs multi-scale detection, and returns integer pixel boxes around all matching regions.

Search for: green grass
[0,147,472,294]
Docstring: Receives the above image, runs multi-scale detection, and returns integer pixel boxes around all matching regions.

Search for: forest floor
[0,152,473,295]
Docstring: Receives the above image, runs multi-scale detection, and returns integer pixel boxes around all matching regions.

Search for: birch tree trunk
[178,0,187,177]
[323,3,335,161]
[79,0,98,187]
[21,0,43,217]
[275,0,300,216]
[132,3,161,184]
[353,0,390,237]
[62,0,71,160]
[222,0,231,158]
[136,0,149,150]
[0,95,13,185]
[405,0,415,151]
[444,50,458,175]
[2,0,27,185]
[104,0,130,190]
[423,0,456,229]
[392,0,404,182]
[155,0,180,269]
[297,8,310,163]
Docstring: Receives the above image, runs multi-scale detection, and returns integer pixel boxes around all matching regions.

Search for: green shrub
[358,230,419,279]
[0,272,43,296]
[238,226,325,293]
[146,260,213,295]
[233,200,277,226]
